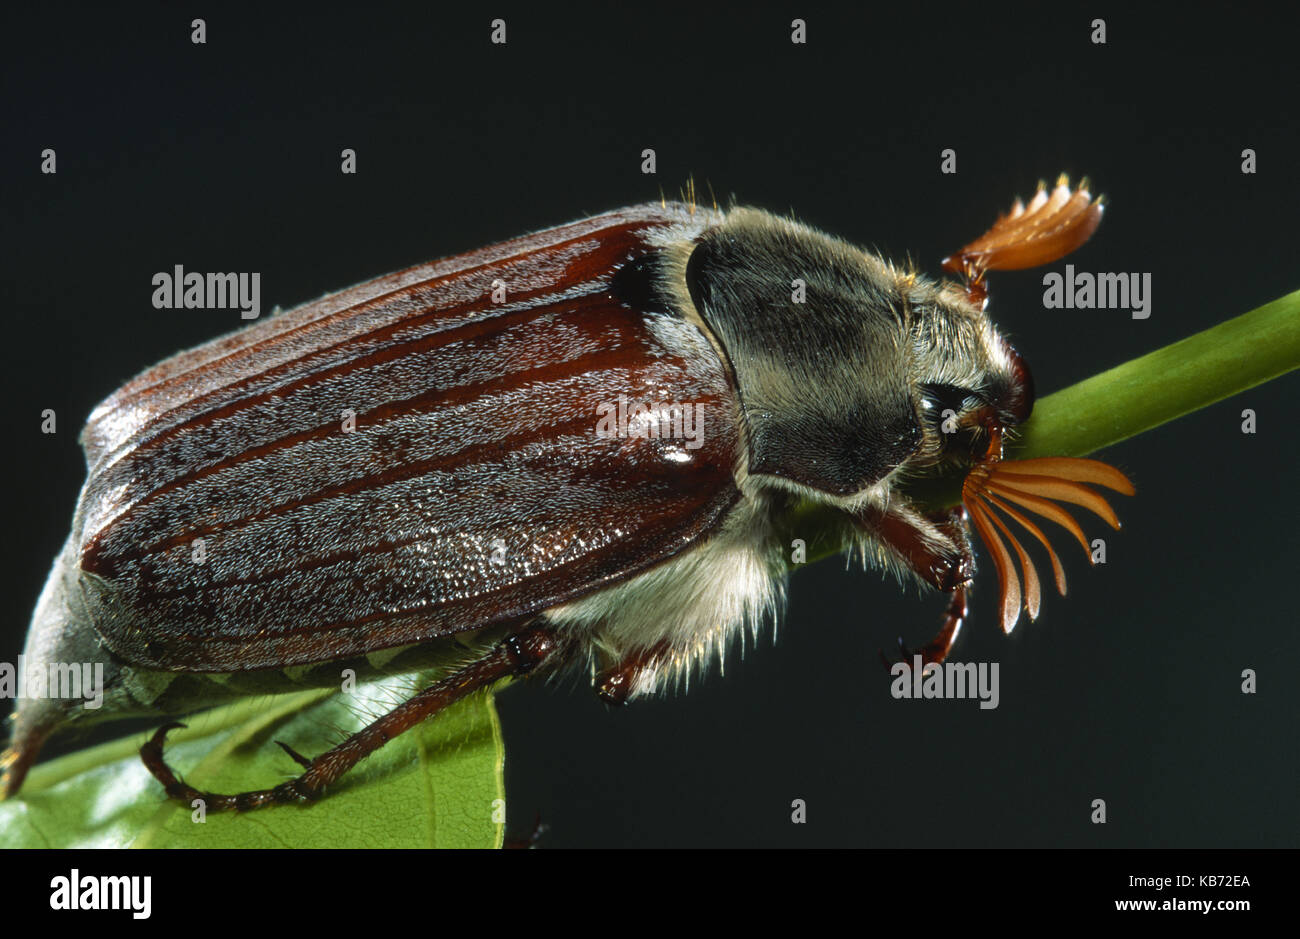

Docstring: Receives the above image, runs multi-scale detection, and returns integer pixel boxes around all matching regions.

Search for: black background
[2,4,1296,848]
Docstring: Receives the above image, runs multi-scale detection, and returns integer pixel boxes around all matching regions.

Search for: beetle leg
[885,582,969,668]
[140,625,562,812]
[852,504,974,667]
[275,740,313,769]
[595,640,673,706]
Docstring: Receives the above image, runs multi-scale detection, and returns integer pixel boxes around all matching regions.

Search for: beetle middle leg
[851,503,974,666]
[140,624,562,812]
[595,640,673,706]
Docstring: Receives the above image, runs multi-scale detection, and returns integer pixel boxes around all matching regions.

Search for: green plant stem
[1013,288,1300,459]
[787,287,1300,558]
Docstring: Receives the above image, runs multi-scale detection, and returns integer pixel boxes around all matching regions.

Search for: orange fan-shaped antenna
[961,457,1135,633]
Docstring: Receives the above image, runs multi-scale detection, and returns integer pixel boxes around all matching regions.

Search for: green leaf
[0,675,505,848]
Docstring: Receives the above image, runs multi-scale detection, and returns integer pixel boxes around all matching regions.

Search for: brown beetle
[3,177,1130,810]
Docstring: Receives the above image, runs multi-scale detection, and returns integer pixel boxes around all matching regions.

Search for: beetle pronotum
[2,176,1132,810]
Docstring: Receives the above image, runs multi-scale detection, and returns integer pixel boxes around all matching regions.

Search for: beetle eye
[920,383,977,431]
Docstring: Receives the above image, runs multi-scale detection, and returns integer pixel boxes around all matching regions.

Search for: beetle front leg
[141,625,562,812]
[852,503,974,666]
[890,581,969,668]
